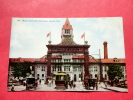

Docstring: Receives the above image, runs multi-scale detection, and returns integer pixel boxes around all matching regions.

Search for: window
[37,74,39,79]
[58,59,62,62]
[95,74,97,78]
[42,67,45,71]
[78,66,82,71]
[14,59,20,61]
[65,30,70,34]
[53,66,56,71]
[94,66,98,71]
[64,66,70,71]
[89,67,93,72]
[59,66,62,71]
[73,66,77,71]
[42,74,44,78]
[79,74,81,78]
[57,66,61,71]
[64,59,70,62]
[113,59,120,62]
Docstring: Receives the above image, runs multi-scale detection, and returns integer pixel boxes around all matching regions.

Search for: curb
[102,86,128,92]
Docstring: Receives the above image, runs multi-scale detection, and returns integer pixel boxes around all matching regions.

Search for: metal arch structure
[89,50,103,82]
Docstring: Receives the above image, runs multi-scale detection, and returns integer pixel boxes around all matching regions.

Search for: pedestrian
[11,87,15,91]
[39,79,41,84]
[73,84,76,88]
[65,81,68,89]
[96,83,98,90]
[105,82,107,88]
[71,80,73,87]
[69,81,72,88]
[35,79,38,87]
[48,79,51,87]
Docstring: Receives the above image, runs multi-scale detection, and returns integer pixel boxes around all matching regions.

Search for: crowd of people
[64,80,76,89]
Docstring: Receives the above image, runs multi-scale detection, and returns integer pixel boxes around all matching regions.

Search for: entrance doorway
[74,74,76,81]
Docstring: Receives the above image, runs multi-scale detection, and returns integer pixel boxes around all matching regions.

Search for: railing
[51,61,84,63]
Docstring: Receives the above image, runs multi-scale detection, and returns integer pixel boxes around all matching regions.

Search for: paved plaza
[8,80,128,92]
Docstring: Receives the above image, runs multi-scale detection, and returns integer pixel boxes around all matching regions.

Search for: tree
[107,63,123,80]
[12,61,32,78]
[12,64,22,79]
[21,61,32,78]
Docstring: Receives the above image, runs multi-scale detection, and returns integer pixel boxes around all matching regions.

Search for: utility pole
[99,49,103,82]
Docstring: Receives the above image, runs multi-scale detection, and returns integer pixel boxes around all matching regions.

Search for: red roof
[101,59,125,63]
[9,58,47,63]
[72,55,84,58]
[62,18,73,29]
[52,55,62,58]
[89,58,125,63]
[9,58,125,64]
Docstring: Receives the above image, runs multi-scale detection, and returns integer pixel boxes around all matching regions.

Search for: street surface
[8,80,114,92]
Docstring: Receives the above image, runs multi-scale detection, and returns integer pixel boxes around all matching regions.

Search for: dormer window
[14,59,20,61]
[113,58,120,62]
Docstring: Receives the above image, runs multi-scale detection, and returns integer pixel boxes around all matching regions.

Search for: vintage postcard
[8,18,127,92]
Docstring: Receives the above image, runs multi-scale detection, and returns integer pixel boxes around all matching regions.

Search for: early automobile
[26,77,37,90]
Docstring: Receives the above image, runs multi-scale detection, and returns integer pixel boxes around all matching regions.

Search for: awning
[55,73,67,75]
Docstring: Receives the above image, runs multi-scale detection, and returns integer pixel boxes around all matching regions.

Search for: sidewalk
[100,82,128,92]
[8,85,26,91]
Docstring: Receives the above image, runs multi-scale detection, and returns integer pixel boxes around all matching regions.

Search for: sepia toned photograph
[8,18,127,92]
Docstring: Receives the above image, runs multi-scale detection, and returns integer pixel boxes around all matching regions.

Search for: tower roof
[62,18,73,29]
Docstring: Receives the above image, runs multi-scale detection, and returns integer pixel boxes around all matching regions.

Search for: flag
[46,32,50,38]
[81,33,84,38]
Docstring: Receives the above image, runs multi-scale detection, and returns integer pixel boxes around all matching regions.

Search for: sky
[9,17,125,59]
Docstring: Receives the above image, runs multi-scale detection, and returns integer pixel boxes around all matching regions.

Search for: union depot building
[8,18,126,82]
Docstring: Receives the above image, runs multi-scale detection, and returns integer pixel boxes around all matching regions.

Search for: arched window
[95,74,97,78]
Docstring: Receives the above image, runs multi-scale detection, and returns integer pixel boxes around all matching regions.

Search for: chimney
[103,41,108,59]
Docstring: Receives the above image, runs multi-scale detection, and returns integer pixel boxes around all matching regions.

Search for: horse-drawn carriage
[85,78,98,90]
[55,72,69,90]
[26,77,37,90]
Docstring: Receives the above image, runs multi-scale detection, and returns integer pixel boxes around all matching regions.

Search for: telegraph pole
[99,49,103,82]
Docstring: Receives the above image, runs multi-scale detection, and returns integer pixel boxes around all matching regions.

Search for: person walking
[11,87,15,91]
[73,83,76,89]
[69,81,72,88]
[71,80,74,88]
[11,83,15,91]
[105,82,107,88]
[39,79,41,84]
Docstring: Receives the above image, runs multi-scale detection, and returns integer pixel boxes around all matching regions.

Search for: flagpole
[84,32,85,44]
[50,32,51,41]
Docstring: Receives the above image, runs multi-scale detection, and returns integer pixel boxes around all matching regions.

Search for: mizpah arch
[46,18,90,81]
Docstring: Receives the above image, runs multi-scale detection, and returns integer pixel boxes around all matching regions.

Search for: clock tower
[61,18,73,41]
